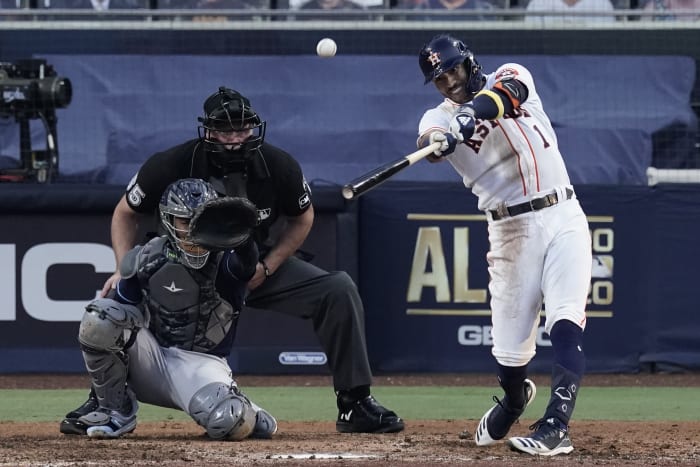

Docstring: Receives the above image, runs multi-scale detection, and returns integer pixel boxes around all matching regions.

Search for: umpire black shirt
[124,138,312,248]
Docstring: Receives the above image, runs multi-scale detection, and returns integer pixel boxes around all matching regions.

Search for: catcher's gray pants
[126,329,264,414]
[222,256,372,392]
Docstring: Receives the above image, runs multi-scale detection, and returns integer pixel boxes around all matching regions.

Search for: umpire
[61,86,404,435]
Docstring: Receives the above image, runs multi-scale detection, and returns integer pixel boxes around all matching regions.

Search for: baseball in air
[316,38,337,58]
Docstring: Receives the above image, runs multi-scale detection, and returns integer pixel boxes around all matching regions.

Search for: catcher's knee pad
[188,383,256,441]
[78,298,145,353]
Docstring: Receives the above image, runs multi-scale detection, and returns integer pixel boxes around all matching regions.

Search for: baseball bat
[341,141,442,200]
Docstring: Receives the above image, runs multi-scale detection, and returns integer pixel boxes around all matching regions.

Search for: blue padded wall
[1,54,694,186]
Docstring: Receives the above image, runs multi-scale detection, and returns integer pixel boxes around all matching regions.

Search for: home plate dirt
[269,453,378,459]
[0,373,698,466]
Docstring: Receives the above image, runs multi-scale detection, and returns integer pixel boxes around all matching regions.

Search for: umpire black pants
[218,256,373,392]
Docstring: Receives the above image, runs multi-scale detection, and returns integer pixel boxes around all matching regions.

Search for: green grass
[2,386,698,423]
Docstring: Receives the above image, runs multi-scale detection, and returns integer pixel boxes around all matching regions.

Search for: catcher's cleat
[59,388,99,435]
[474,378,536,446]
[507,417,574,456]
[336,395,405,434]
[250,408,278,439]
[79,393,138,439]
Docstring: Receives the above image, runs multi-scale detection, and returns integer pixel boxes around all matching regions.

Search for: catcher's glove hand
[188,196,259,250]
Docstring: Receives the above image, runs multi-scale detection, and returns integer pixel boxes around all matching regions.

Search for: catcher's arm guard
[188,196,259,251]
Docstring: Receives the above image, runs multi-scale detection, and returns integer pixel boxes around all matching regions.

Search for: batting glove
[449,106,476,142]
[428,132,458,157]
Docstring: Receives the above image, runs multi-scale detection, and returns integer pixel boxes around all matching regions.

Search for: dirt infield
[1,373,699,466]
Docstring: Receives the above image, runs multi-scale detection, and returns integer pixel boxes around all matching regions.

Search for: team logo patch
[258,208,271,221]
[163,281,183,293]
[127,183,145,207]
[495,67,518,81]
[299,192,311,209]
[428,51,441,67]
[126,173,138,191]
[299,178,312,209]
[457,115,472,126]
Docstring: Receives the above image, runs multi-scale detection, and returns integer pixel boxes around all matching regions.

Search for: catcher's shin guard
[188,383,257,440]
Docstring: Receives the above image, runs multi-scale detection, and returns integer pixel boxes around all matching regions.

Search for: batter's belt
[490,187,574,221]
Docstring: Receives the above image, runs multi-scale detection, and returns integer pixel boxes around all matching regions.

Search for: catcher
[66,178,276,440]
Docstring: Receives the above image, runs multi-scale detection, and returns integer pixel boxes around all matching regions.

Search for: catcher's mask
[418,34,484,98]
[198,86,266,171]
[159,178,219,269]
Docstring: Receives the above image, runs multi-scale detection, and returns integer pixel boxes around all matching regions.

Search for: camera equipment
[0,59,72,183]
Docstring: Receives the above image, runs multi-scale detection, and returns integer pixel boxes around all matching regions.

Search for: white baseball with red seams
[316,38,337,58]
[418,63,571,213]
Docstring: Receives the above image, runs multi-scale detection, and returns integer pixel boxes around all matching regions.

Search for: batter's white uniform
[418,63,592,367]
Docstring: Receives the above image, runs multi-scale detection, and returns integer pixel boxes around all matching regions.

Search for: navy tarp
[0,54,695,185]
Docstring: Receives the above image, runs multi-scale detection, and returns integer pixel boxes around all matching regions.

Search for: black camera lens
[41,76,72,109]
[0,60,72,114]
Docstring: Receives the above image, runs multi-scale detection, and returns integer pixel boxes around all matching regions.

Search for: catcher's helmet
[198,86,267,170]
[159,178,219,269]
[418,34,484,96]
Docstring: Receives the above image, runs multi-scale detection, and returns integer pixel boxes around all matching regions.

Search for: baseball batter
[416,34,592,456]
[64,178,277,440]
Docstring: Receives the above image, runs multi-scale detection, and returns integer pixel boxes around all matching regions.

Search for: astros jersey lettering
[419,63,571,211]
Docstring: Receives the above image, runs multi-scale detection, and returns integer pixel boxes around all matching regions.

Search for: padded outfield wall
[1,27,699,181]
[0,25,698,373]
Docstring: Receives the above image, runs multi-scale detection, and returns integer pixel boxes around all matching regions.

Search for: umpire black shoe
[474,378,536,446]
[59,387,99,435]
[336,394,405,433]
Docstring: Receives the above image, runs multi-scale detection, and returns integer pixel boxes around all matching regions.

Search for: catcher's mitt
[188,196,259,250]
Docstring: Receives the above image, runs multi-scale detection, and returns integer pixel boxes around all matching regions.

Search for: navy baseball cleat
[81,408,138,439]
[336,394,405,433]
[474,378,536,446]
[79,391,138,439]
[507,417,574,456]
[59,387,99,435]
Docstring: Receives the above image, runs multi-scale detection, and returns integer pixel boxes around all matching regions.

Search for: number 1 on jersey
[533,125,551,149]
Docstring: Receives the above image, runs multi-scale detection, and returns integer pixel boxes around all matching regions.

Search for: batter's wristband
[474,89,505,120]
[260,259,271,277]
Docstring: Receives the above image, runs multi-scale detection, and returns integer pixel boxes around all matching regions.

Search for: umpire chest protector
[131,239,235,353]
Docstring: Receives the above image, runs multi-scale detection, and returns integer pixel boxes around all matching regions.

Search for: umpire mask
[198,87,266,172]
